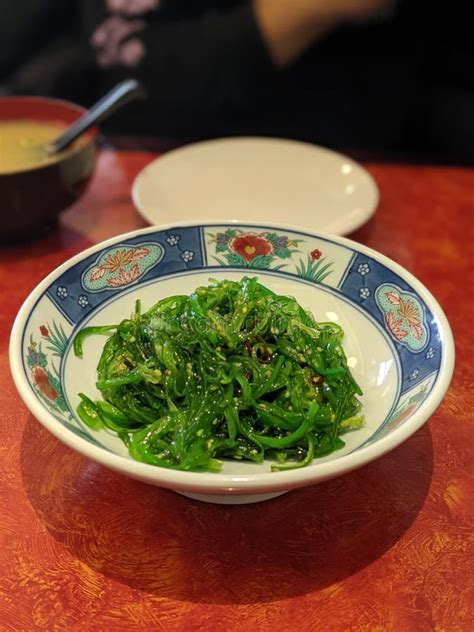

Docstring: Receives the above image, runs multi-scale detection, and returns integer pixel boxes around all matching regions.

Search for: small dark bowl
[0,97,98,244]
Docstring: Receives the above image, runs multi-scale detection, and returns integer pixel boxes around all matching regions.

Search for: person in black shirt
[83,0,413,147]
[1,0,473,158]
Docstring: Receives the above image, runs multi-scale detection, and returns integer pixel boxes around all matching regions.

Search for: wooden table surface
[0,146,473,631]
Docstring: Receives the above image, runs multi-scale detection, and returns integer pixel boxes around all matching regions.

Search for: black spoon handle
[48,79,146,155]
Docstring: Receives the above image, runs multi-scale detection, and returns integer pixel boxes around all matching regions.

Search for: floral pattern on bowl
[26,322,69,416]
[208,228,300,269]
[25,319,98,444]
[82,242,164,292]
[208,229,336,284]
[375,284,429,352]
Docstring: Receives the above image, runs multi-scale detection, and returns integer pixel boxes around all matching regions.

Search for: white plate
[132,138,379,235]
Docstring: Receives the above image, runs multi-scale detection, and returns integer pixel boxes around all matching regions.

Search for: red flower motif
[385,311,408,340]
[32,367,58,401]
[107,264,141,288]
[229,233,273,263]
[89,247,150,282]
[310,249,322,261]
[385,292,423,341]
[39,325,49,337]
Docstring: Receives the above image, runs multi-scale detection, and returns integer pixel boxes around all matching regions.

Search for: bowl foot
[174,490,288,504]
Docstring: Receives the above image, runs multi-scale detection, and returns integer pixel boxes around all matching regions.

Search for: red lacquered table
[1,145,473,632]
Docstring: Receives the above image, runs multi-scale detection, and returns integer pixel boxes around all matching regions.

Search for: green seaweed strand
[73,277,363,472]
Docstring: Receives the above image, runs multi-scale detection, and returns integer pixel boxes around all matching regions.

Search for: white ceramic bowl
[10,223,454,504]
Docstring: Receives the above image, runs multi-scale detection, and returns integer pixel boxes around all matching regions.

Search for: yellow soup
[0,119,82,174]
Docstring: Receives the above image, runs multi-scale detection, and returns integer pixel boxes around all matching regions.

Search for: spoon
[46,79,146,155]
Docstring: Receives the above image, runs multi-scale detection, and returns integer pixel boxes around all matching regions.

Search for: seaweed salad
[74,277,363,472]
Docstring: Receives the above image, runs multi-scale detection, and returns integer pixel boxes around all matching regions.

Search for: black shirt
[2,0,473,157]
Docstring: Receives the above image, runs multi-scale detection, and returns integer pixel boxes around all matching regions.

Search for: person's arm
[253,0,393,67]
